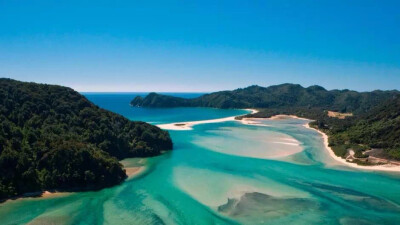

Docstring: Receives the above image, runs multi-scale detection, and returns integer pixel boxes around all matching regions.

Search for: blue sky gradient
[1,0,399,92]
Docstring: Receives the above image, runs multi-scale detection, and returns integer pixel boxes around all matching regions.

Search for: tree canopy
[131,84,398,113]
[0,78,172,199]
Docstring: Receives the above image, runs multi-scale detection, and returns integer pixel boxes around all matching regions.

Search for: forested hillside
[327,96,400,160]
[0,79,172,199]
[131,84,398,114]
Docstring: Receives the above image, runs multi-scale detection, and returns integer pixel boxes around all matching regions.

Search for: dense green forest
[0,79,172,199]
[131,84,398,113]
[132,84,400,162]
[325,97,400,160]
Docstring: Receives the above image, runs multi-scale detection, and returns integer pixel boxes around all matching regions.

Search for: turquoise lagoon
[0,93,400,225]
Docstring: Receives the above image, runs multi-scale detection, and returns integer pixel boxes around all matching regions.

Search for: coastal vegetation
[326,97,400,161]
[131,84,397,113]
[132,84,400,163]
[0,79,172,199]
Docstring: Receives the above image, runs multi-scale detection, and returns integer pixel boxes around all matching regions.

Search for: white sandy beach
[157,109,259,130]
[304,123,400,172]
[159,110,400,172]
[242,115,400,172]
[125,166,145,178]
[255,114,400,172]
[40,191,70,199]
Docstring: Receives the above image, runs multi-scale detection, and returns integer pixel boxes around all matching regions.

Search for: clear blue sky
[1,0,399,92]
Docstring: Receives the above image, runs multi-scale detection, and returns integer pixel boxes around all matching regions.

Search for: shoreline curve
[256,115,400,172]
[303,122,400,172]
[158,110,400,172]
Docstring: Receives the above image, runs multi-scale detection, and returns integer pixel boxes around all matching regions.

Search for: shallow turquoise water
[1,94,400,225]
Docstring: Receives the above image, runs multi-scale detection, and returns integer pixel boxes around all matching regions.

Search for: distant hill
[0,79,172,199]
[131,84,398,114]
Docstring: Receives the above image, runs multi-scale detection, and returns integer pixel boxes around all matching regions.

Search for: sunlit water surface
[0,93,399,225]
